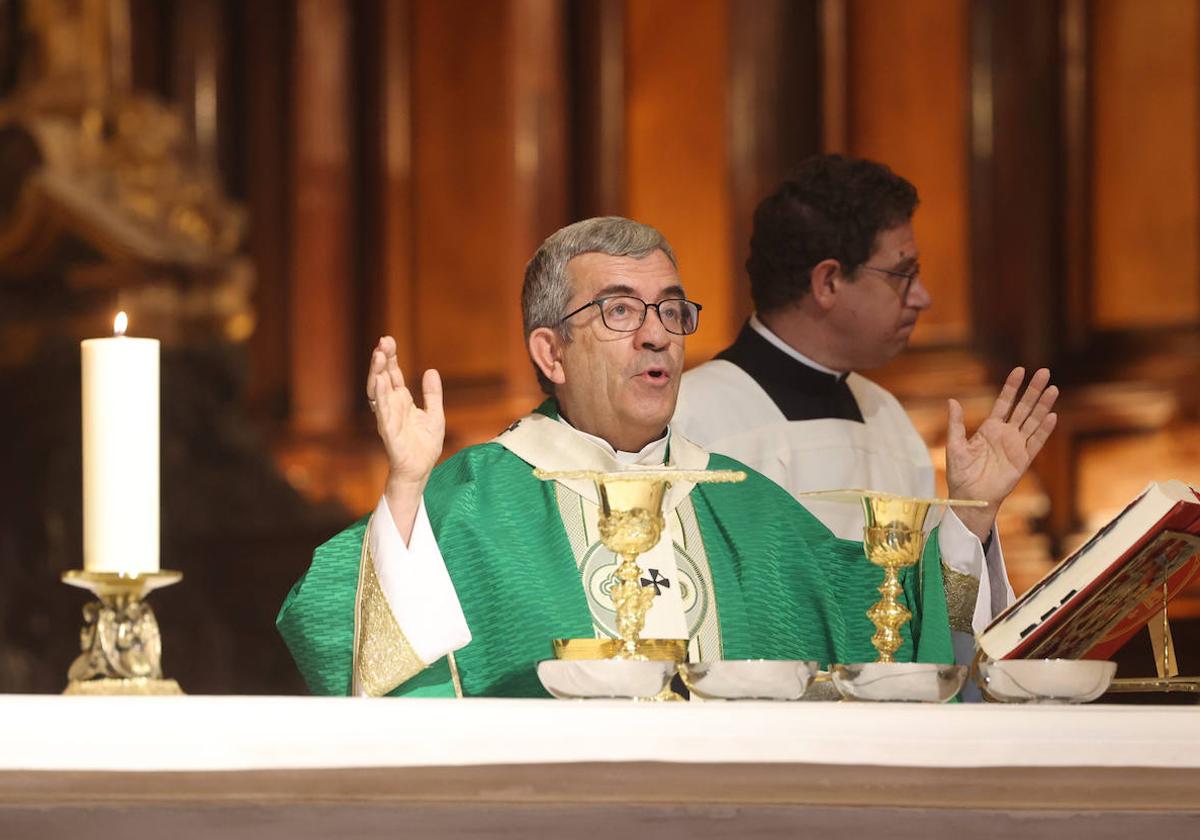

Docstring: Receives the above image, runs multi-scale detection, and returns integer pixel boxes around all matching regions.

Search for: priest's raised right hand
[367,335,445,541]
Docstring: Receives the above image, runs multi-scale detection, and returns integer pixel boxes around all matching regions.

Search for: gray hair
[522,216,678,394]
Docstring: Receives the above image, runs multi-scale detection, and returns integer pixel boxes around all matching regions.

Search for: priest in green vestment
[277,217,1058,698]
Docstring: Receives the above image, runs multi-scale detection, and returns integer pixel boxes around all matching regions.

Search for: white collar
[555,415,669,465]
[749,313,847,378]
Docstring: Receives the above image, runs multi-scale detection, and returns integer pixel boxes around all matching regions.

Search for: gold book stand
[1107,570,1200,693]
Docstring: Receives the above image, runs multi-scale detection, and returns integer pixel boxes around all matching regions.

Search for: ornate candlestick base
[62,570,184,695]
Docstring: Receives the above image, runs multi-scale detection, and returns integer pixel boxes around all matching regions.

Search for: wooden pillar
[508,0,568,402]
[289,0,354,436]
[625,0,734,363]
[1090,0,1200,333]
[1060,0,1091,356]
[365,0,416,378]
[728,0,821,328]
[968,0,1063,373]
[241,0,292,416]
[171,0,225,175]
[569,0,626,220]
[411,0,567,440]
[848,0,971,349]
[818,0,848,154]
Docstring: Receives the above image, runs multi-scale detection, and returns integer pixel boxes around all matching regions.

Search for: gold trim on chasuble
[352,516,463,697]
[942,562,981,635]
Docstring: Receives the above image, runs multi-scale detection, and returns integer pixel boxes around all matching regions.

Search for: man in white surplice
[673,155,1059,670]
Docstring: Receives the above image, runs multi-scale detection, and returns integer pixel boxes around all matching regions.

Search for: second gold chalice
[861,492,934,662]
[801,489,985,701]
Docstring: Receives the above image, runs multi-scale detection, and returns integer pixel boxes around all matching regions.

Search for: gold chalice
[800,490,987,663]
[536,467,744,661]
[861,493,934,662]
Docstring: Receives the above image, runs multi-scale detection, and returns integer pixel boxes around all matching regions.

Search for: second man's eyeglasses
[860,263,920,301]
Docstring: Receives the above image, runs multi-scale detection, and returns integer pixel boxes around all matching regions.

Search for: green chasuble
[277,415,954,698]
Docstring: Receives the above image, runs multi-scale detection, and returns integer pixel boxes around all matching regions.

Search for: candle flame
[113,311,128,337]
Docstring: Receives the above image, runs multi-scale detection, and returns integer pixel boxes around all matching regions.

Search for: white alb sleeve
[367,495,472,664]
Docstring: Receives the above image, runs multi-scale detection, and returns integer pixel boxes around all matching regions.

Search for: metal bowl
[680,660,819,700]
[537,658,676,700]
[977,659,1117,704]
[831,662,967,703]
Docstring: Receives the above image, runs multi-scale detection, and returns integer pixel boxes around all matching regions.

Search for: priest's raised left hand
[945,366,1059,542]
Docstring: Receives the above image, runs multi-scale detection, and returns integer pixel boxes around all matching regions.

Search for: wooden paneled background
[141,0,1200,582]
[4,0,1200,692]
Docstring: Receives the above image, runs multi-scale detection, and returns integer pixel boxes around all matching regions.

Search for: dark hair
[747,154,918,313]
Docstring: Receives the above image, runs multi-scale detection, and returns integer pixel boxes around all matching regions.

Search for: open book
[977,480,1200,661]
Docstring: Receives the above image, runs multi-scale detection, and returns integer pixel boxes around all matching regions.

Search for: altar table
[2,695,1200,838]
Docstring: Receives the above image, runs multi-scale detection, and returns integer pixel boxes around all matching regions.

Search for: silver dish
[831,662,967,702]
[681,660,819,700]
[536,658,675,700]
[977,659,1117,704]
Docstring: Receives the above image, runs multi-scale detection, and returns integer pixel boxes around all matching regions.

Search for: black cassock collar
[714,322,864,423]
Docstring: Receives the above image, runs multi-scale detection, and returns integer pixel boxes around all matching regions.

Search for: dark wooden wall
[136,0,1200,547]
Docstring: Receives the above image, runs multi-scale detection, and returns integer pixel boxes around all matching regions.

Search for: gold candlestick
[62,570,184,695]
[536,468,745,661]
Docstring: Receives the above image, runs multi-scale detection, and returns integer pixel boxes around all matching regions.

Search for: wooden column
[848,0,972,349]
[625,0,734,363]
[508,0,568,402]
[818,0,848,153]
[968,0,1063,373]
[411,0,567,443]
[728,0,821,328]
[289,0,354,436]
[1060,0,1091,356]
[364,0,416,379]
[568,0,626,220]
[241,0,292,416]
[171,0,225,175]
[1090,0,1200,333]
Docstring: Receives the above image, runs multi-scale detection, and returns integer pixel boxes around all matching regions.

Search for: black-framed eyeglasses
[860,264,920,300]
[560,295,703,335]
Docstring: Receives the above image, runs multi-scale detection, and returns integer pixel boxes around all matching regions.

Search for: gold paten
[61,570,184,695]
[536,468,745,662]
[536,468,746,485]
[800,489,987,664]
[551,638,688,662]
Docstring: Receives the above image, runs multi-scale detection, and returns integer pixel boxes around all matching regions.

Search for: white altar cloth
[3,695,1200,772]
[5,696,1200,839]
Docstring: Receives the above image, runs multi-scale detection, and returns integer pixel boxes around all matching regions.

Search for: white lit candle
[81,312,160,574]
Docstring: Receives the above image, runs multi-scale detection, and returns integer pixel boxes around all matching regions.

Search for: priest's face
[832,222,932,369]
[553,250,687,451]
